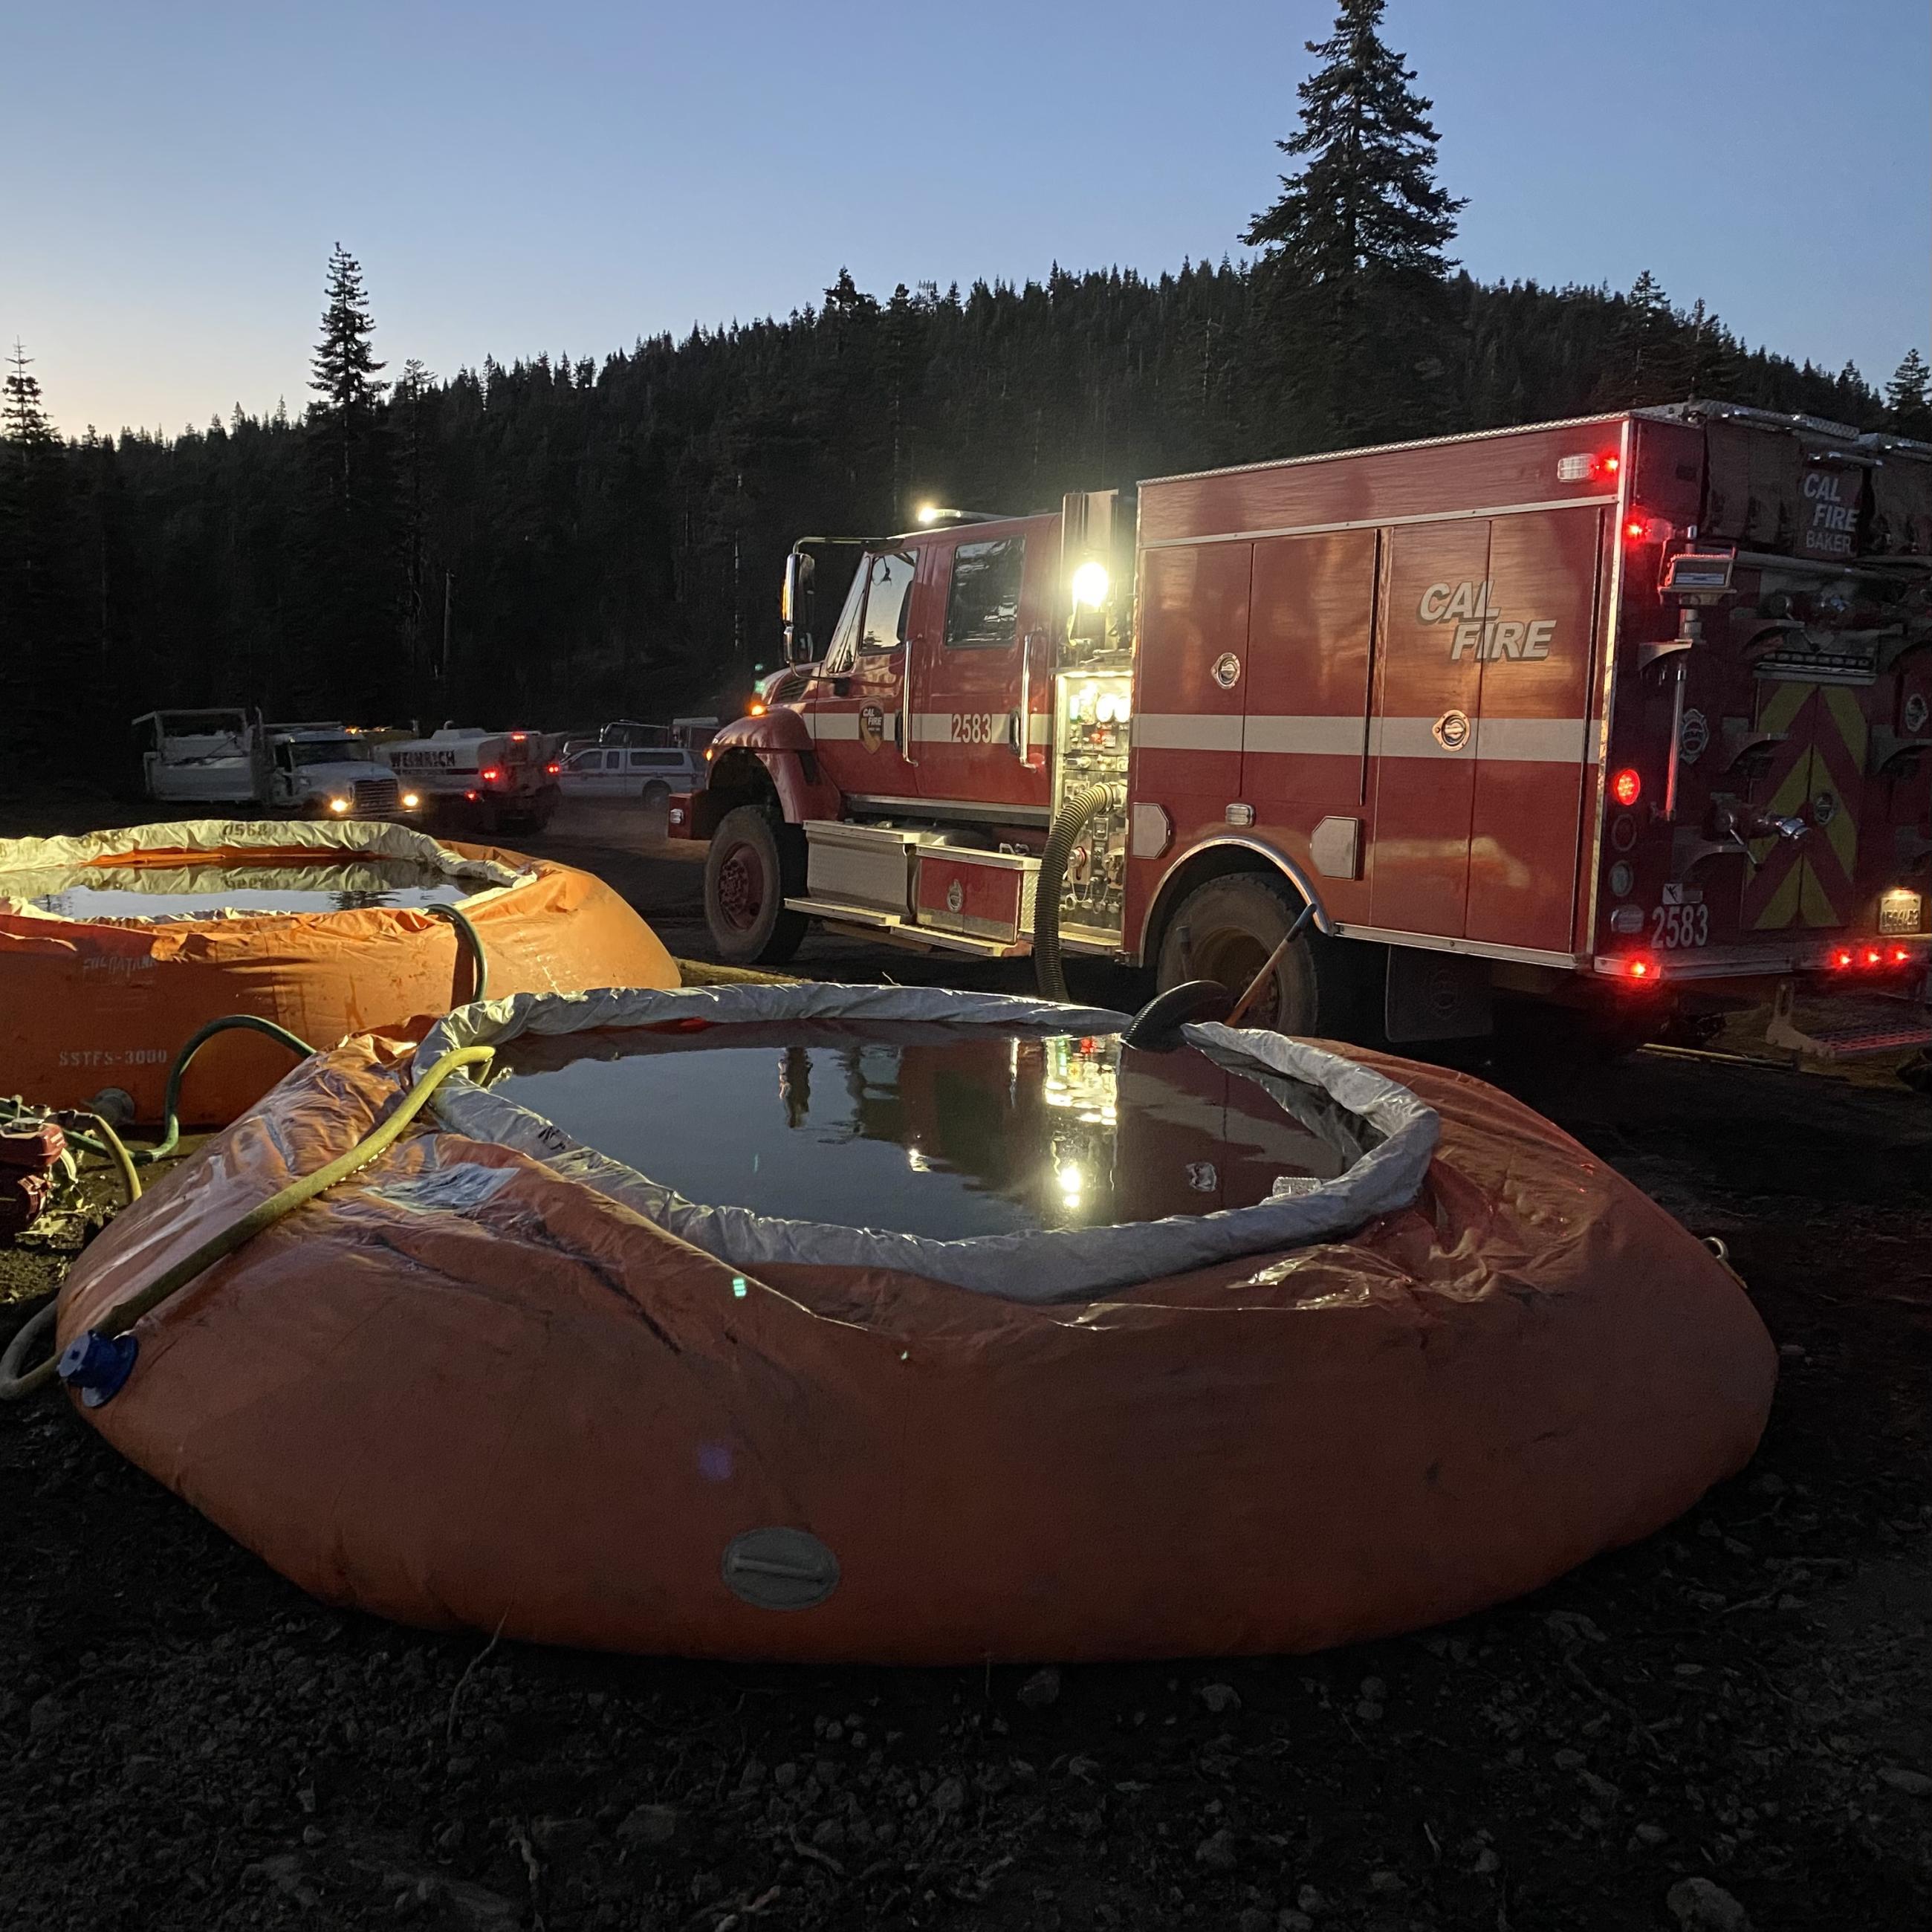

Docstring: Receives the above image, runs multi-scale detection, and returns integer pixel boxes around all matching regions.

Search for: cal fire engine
[672,403,1932,1054]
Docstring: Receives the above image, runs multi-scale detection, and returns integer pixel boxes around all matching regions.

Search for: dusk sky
[10,0,1929,438]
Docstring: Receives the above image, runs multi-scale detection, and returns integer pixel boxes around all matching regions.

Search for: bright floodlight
[916,503,942,525]
[1070,560,1109,609]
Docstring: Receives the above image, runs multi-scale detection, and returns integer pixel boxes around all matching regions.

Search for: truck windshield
[288,740,375,766]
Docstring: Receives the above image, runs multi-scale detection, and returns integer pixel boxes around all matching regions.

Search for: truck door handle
[902,645,917,765]
[1015,631,1033,761]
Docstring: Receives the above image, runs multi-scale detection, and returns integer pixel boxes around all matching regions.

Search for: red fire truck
[671,403,1932,1054]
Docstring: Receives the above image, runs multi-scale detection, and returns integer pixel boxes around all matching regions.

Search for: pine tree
[1244,0,1465,447]
[1885,348,1932,436]
[0,342,76,729]
[309,243,388,507]
[301,244,398,713]
[2,340,56,458]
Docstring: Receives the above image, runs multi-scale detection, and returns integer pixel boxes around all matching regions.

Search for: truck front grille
[354,777,401,815]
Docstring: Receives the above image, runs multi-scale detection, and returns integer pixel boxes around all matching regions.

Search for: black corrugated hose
[1033,780,1127,1002]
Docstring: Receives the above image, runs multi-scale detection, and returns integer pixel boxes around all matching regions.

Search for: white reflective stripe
[1472,716,1597,764]
[807,710,1050,748]
[1368,716,1462,759]
[1138,713,1598,763]
[1133,713,1243,753]
[1242,715,1367,756]
[911,711,1010,745]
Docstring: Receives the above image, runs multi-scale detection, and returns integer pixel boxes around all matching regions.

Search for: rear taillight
[480,766,502,783]
[545,762,560,775]
[1611,768,1642,807]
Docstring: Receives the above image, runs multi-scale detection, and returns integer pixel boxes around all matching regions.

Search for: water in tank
[487,1020,1382,1242]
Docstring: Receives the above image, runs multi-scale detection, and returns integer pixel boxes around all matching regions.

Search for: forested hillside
[4,0,1927,753]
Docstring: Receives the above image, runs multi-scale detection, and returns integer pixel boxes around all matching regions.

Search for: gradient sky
[9,0,1929,438]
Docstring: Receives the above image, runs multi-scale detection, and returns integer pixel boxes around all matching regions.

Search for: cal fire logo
[1417,580,1557,663]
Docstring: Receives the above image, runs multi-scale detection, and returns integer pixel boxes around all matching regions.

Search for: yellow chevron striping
[1823,683,1869,766]
[1758,679,1812,736]
[1752,859,1803,930]
[1798,860,1840,927]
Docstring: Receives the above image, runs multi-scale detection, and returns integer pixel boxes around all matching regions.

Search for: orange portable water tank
[52,985,1777,1664]
[0,820,675,1123]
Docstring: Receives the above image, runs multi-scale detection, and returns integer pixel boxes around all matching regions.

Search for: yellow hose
[71,1110,142,1206]
[1,1046,493,1401]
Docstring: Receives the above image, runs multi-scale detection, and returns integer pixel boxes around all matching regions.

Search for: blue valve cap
[56,1329,139,1409]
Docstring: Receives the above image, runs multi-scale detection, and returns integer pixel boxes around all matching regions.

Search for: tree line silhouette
[4,0,1928,755]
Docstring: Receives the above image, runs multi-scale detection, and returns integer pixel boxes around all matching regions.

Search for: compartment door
[1367,523,1489,938]
[1465,507,1602,953]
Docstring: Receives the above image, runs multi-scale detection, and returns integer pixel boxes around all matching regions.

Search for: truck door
[1240,530,1378,924]
[1367,522,1488,937]
[802,548,922,803]
[913,519,1055,811]
[1464,508,1603,954]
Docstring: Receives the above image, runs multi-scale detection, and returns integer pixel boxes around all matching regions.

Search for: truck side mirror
[782,551,816,664]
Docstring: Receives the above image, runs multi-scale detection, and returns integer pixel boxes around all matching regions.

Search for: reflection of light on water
[1057,1163,1084,1204]
[907,1147,929,1172]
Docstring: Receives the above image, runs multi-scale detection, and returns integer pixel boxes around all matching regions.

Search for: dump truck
[671,402,1932,1057]
[134,713,417,820]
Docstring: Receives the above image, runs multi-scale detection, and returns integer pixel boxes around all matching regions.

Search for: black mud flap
[1384,947,1494,1044]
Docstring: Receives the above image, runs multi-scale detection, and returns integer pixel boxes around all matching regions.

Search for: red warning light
[1863,947,1884,967]
[480,766,502,782]
[1624,516,1650,542]
[1623,955,1659,980]
[1611,767,1642,807]
[1829,947,1855,970]
[1890,945,1913,965]
[1600,453,1621,475]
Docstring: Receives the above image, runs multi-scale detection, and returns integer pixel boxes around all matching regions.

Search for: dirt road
[2,797,1929,1929]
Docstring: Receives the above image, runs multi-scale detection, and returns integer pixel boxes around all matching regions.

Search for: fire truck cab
[675,404,1932,1056]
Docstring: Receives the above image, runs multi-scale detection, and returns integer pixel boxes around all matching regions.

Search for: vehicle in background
[265,727,418,820]
[134,712,416,820]
[556,739,701,807]
[134,709,269,805]
[675,401,1932,1063]
[382,726,563,834]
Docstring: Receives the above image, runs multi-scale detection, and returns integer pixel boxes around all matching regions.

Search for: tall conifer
[1245,0,1463,445]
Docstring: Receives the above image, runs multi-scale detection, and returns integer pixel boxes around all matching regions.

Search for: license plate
[1878,889,1923,936]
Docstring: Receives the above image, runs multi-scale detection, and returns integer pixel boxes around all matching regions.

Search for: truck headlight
[328,797,350,815]
[1070,560,1109,609]
[401,791,421,809]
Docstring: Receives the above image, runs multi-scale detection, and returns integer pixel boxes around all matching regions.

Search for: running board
[1766,981,1932,1060]
[787,898,1032,959]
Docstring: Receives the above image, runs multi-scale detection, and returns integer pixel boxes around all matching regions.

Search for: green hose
[0,1044,496,1402]
[425,901,489,1005]
[137,1015,317,1163]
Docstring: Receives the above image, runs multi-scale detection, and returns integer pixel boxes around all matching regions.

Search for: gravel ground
[2,790,1929,1930]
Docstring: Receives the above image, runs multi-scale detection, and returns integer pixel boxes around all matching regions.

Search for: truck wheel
[1155,873,1362,1039]
[704,805,807,966]
[642,782,671,810]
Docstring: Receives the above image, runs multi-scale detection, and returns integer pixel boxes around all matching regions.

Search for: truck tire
[641,781,671,810]
[704,805,808,967]
[1155,873,1364,1040]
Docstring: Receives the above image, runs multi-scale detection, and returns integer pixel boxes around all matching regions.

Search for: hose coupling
[57,1329,139,1409]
